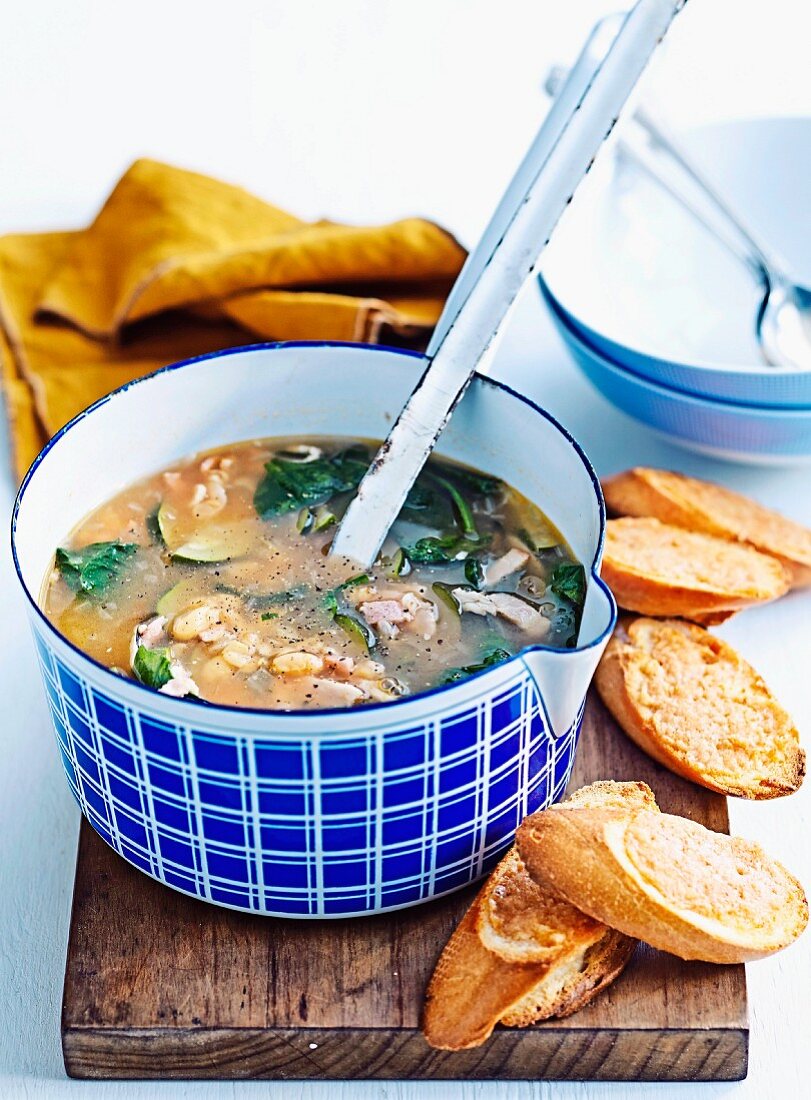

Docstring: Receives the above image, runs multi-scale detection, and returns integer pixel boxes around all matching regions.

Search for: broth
[41,437,585,709]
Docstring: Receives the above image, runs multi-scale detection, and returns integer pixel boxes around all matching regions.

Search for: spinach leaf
[550,562,586,612]
[397,462,497,531]
[405,533,489,564]
[402,481,434,513]
[439,647,513,685]
[403,536,458,564]
[464,558,484,589]
[55,541,138,599]
[133,645,173,689]
[254,447,370,519]
[445,467,501,496]
[254,459,341,517]
[402,469,482,539]
[330,446,370,485]
[397,481,454,529]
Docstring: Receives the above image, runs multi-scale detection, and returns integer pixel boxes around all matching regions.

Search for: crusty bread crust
[499,928,636,1026]
[422,886,555,1050]
[595,618,805,799]
[603,467,811,587]
[602,517,790,621]
[689,609,737,626]
[559,778,659,812]
[422,782,655,1050]
[517,806,808,964]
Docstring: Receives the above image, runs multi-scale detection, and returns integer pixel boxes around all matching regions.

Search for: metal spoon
[331,0,687,568]
[546,60,811,371]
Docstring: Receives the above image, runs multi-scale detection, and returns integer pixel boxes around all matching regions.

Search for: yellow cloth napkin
[0,159,465,481]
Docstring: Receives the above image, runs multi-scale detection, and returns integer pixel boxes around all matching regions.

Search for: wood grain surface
[61,692,748,1082]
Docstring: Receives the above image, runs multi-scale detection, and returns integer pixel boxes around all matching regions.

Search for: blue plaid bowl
[12,343,615,917]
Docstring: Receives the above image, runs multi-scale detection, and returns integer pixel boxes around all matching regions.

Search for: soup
[41,438,585,709]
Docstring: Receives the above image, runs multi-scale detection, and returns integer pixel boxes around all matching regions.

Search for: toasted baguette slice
[422,781,655,1050]
[421,888,567,1050]
[421,849,615,1049]
[604,467,811,587]
[476,780,658,963]
[517,806,808,964]
[596,618,805,799]
[602,517,790,622]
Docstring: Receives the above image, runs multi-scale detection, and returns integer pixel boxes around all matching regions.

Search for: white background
[1,1,809,1098]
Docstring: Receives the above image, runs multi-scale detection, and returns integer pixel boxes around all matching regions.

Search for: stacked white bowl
[539,117,811,465]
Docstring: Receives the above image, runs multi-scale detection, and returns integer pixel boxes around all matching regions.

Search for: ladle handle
[332,0,686,568]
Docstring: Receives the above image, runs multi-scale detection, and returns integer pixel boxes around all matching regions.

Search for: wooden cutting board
[61,692,748,1082]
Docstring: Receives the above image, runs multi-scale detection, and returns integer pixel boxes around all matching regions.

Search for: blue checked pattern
[33,622,582,918]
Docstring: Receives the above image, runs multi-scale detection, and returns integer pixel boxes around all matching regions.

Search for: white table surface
[1,1,809,1097]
